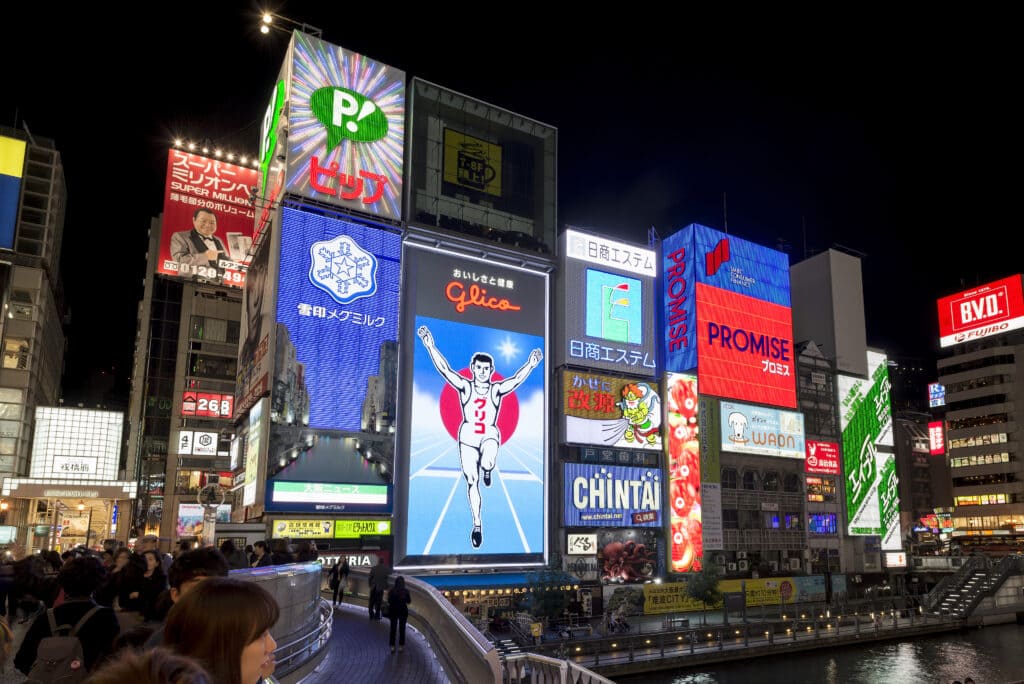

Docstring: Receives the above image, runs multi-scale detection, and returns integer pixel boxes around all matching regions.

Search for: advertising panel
[157,150,258,286]
[611,575,824,616]
[285,33,405,220]
[562,371,662,450]
[274,207,400,430]
[696,284,796,408]
[838,351,893,445]
[561,228,657,376]
[397,242,548,568]
[937,275,1024,347]
[181,392,233,418]
[665,374,703,572]
[597,528,664,584]
[242,399,265,507]
[29,408,122,481]
[0,135,27,250]
[270,519,335,539]
[720,401,805,459]
[697,396,723,552]
[567,534,598,555]
[928,382,946,408]
[878,454,902,550]
[563,555,600,582]
[884,551,907,568]
[805,440,840,475]
[929,421,945,455]
[236,218,278,415]
[662,223,791,375]
[176,503,231,538]
[408,78,557,255]
[563,464,662,528]
[335,519,392,538]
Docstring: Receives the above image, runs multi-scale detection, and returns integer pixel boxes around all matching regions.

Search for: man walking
[368,557,388,620]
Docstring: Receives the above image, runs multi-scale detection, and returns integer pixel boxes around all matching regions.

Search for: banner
[563,463,662,528]
[665,373,702,572]
[720,401,805,459]
[270,520,335,539]
[563,371,662,451]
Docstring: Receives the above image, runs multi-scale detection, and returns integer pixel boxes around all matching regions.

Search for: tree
[524,563,571,623]
[685,564,722,625]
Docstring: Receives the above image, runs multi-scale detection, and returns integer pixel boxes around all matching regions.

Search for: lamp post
[259,12,323,38]
[77,501,93,549]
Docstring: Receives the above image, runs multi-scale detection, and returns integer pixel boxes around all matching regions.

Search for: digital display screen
[563,463,662,527]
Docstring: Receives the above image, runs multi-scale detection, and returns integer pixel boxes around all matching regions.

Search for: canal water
[616,622,1024,684]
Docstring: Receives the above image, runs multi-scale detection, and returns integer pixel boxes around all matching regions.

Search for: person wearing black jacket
[386,575,412,654]
[14,556,120,675]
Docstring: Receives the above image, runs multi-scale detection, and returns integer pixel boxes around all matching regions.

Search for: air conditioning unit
[737,551,748,560]
[738,559,749,571]
[768,560,779,572]
[789,557,802,570]
[715,554,727,565]
[727,563,738,572]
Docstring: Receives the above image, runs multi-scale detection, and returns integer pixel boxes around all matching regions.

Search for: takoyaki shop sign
[563,463,662,527]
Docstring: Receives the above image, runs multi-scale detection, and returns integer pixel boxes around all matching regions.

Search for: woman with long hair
[163,577,279,684]
[138,550,168,622]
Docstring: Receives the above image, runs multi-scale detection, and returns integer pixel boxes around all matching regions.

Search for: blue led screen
[691,223,791,306]
[276,207,400,430]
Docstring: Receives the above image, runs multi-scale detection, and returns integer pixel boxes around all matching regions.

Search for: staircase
[924,555,1023,619]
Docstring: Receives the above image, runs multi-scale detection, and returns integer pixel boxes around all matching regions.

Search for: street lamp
[259,11,323,38]
[0,500,7,525]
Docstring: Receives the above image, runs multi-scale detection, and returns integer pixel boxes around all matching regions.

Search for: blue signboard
[662,228,698,373]
[563,463,662,528]
[276,207,400,430]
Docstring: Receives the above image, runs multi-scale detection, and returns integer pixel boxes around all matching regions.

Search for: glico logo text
[445,281,522,314]
[706,322,791,360]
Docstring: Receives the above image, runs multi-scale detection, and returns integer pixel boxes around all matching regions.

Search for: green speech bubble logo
[310,87,388,150]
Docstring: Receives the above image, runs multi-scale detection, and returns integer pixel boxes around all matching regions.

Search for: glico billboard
[559,228,657,376]
[281,33,406,221]
[662,224,795,407]
[396,241,548,569]
[157,150,259,286]
[839,350,900,549]
[937,275,1024,347]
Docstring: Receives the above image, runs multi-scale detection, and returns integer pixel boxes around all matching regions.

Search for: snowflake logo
[308,234,378,304]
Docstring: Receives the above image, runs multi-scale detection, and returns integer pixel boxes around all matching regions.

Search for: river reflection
[617,623,1024,684]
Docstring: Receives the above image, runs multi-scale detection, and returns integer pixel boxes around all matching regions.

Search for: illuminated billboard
[937,275,1024,347]
[720,401,805,459]
[562,371,662,451]
[563,463,662,528]
[181,392,233,419]
[242,398,266,507]
[665,374,705,573]
[805,440,840,475]
[274,207,400,430]
[696,284,796,408]
[0,135,27,250]
[177,504,231,538]
[929,421,945,455]
[662,223,791,374]
[408,78,557,254]
[397,241,548,568]
[236,218,277,416]
[839,351,900,547]
[284,33,405,220]
[157,150,258,286]
[29,408,122,480]
[560,228,657,376]
[928,382,946,408]
[596,528,664,583]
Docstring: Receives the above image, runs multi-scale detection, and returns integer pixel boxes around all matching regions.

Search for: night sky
[1,5,1017,404]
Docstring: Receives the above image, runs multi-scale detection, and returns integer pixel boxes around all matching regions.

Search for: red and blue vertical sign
[0,136,27,251]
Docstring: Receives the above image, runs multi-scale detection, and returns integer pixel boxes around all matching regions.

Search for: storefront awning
[415,571,579,591]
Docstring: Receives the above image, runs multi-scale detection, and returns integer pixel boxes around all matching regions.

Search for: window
[742,470,758,491]
[721,468,737,489]
[783,474,800,493]
[784,513,801,530]
[740,510,761,529]
[723,509,739,529]
[762,472,780,492]
[806,476,836,503]
[808,513,837,534]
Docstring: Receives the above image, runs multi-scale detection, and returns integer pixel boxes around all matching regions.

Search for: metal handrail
[503,652,615,684]
[271,598,333,675]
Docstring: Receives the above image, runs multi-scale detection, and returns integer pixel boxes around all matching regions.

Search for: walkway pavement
[293,595,450,684]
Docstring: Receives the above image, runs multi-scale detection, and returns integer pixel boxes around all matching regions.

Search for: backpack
[26,605,101,684]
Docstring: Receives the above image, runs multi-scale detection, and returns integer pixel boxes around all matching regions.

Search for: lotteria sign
[563,463,662,527]
[937,275,1024,347]
[284,33,406,220]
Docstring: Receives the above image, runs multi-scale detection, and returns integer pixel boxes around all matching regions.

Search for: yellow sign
[334,519,392,538]
[530,622,543,637]
[443,129,502,197]
[642,577,801,614]
[642,583,706,615]
[271,520,334,539]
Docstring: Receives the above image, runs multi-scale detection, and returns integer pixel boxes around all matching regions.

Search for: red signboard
[181,392,233,419]
[158,150,259,287]
[928,421,945,455]
[695,283,796,408]
[937,275,1024,347]
[805,440,840,475]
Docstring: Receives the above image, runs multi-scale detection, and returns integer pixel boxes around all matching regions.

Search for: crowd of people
[0,537,289,684]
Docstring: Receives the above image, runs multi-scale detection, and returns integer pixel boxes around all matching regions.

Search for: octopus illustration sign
[562,371,662,451]
[396,241,548,569]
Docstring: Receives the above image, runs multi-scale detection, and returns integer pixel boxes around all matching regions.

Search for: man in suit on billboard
[417,324,542,549]
[169,208,226,273]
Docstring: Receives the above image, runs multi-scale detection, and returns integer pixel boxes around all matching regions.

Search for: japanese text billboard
[158,150,258,286]
[0,135,27,250]
[274,207,400,430]
[236,211,277,416]
[181,392,233,419]
[697,284,796,408]
[285,33,405,220]
[720,401,805,459]
[665,374,704,572]
[562,371,662,451]
[937,275,1024,347]
[805,440,840,475]
[662,224,791,373]
[563,463,662,528]
[929,421,945,455]
[560,228,657,376]
[397,241,548,569]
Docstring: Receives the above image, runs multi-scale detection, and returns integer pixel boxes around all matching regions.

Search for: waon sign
[937,275,1024,347]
